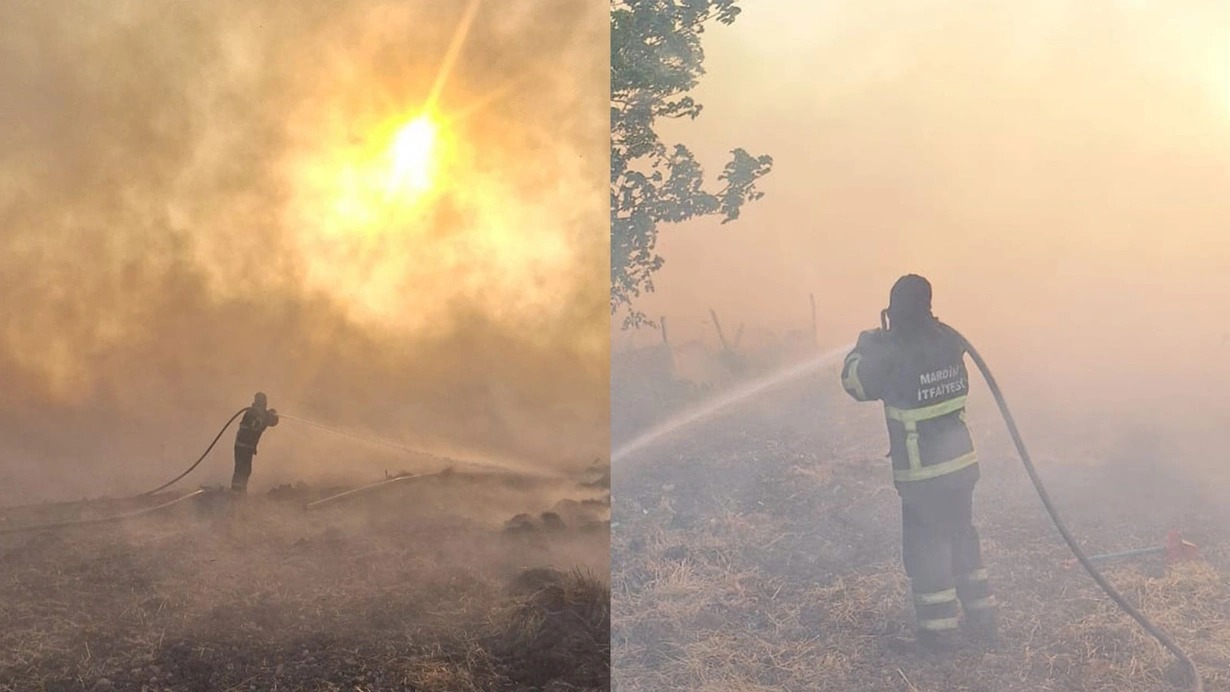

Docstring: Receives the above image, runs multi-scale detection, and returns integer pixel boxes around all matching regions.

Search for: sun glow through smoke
[386,114,438,199]
[309,110,449,239]
[266,0,604,347]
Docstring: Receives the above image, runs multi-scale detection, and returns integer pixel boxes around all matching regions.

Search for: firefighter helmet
[887,274,933,329]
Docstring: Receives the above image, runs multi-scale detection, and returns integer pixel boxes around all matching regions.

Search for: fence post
[709,308,731,353]
[810,293,818,348]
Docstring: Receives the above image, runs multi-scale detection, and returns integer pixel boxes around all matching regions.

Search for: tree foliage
[610,0,773,328]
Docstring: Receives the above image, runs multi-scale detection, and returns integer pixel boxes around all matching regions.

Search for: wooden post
[659,316,675,379]
[708,308,731,353]
[810,293,818,348]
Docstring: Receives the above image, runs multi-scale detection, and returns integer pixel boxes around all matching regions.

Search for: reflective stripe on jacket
[841,320,977,483]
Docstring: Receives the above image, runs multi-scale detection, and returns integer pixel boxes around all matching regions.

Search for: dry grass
[612,372,1230,692]
[0,473,610,691]
[497,566,611,689]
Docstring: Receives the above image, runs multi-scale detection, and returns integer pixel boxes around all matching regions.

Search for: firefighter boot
[886,629,956,658]
[916,628,957,657]
[964,609,999,650]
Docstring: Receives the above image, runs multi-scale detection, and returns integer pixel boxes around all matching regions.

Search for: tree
[610,0,773,328]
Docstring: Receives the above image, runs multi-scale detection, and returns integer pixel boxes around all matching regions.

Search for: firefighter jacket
[840,319,978,485]
[235,407,279,453]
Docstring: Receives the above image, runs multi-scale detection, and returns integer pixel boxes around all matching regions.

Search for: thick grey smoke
[628,0,1230,480]
[0,0,609,505]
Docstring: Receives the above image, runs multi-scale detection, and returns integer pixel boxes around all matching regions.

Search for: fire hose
[137,407,249,497]
[0,490,207,536]
[0,408,248,536]
[945,323,1203,692]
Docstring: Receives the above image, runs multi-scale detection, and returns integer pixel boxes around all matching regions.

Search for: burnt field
[0,470,610,692]
[611,358,1230,691]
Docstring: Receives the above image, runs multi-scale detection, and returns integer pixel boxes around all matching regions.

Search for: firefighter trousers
[232,446,255,493]
[900,476,995,635]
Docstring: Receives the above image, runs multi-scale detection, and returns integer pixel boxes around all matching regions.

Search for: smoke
[627,0,1230,477]
[0,0,609,505]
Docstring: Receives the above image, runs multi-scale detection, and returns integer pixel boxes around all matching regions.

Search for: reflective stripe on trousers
[913,587,959,631]
[956,567,996,612]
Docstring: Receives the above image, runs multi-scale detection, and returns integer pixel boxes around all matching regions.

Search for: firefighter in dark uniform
[232,392,279,493]
[840,275,997,653]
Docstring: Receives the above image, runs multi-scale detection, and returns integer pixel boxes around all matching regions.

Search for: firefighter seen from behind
[232,392,279,493]
[840,274,998,655]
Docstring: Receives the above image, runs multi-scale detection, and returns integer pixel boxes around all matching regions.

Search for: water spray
[611,344,853,463]
[278,413,563,479]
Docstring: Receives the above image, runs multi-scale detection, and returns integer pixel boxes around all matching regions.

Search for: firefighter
[840,275,997,654]
[232,392,279,493]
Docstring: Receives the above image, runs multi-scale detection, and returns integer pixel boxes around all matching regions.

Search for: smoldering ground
[621,0,1230,487]
[0,473,611,690]
[0,0,609,506]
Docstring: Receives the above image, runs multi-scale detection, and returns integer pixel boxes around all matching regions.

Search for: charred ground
[611,347,1230,691]
[0,470,610,692]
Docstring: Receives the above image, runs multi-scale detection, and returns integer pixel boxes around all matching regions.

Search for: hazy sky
[0,0,609,504]
[628,0,1230,465]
